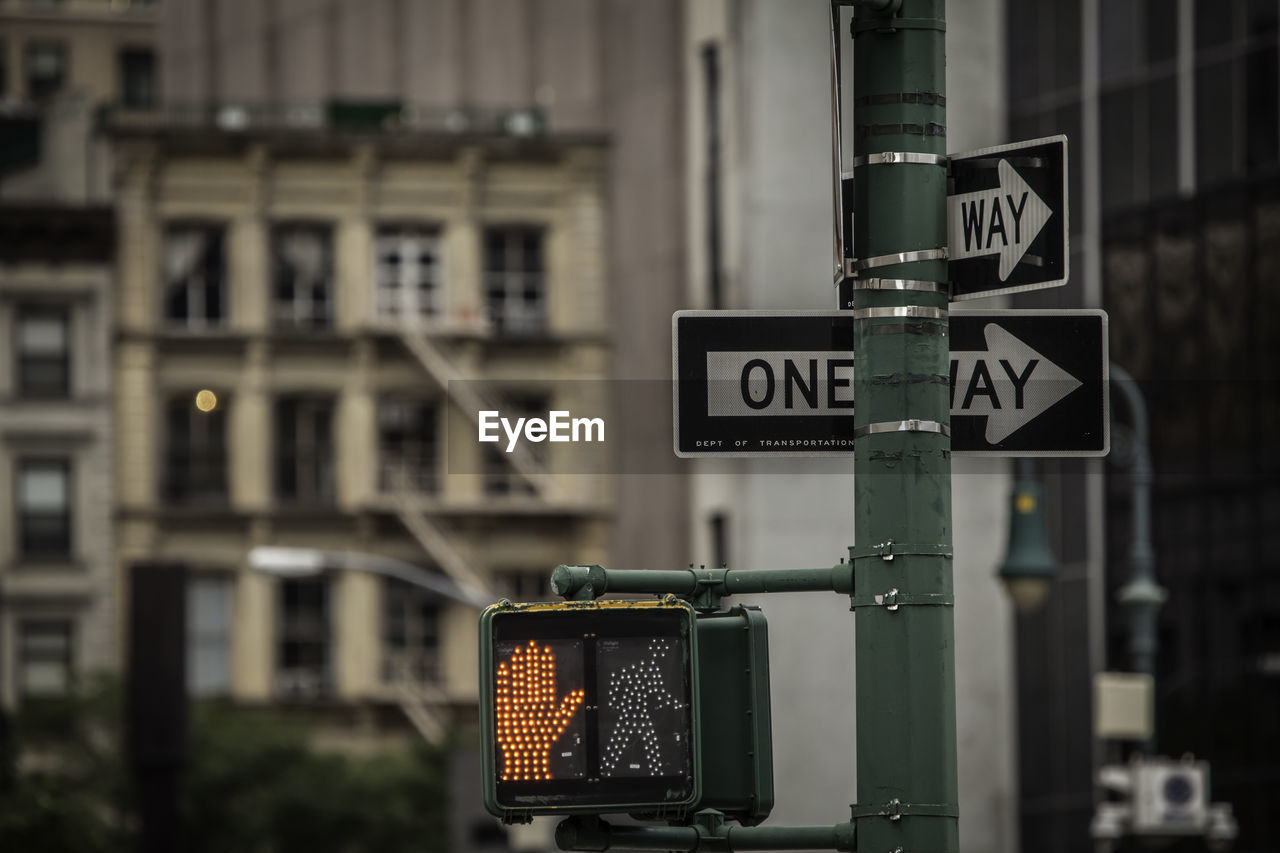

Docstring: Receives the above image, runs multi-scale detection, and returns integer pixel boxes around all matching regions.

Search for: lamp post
[997,459,1058,613]
[1107,363,1166,735]
[248,546,492,608]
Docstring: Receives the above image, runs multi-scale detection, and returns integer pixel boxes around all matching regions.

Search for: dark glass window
[163,224,225,328]
[119,47,156,108]
[1195,0,1234,49]
[272,224,332,330]
[277,578,330,699]
[15,306,69,398]
[1051,0,1082,92]
[382,578,440,684]
[17,458,71,560]
[275,396,335,504]
[164,394,228,505]
[1101,86,1140,213]
[1007,0,1039,105]
[1099,0,1140,84]
[25,42,66,102]
[377,399,437,493]
[1145,0,1177,64]
[1197,59,1238,188]
[1147,76,1179,201]
[1245,44,1279,171]
[484,227,545,335]
[20,620,73,699]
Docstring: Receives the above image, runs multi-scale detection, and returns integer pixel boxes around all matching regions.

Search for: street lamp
[248,546,492,608]
[996,460,1057,612]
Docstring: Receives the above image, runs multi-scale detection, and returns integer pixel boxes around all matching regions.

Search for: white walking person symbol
[600,638,684,776]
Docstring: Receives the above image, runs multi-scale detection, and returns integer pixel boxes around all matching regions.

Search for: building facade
[0,0,158,203]
[0,206,116,712]
[134,2,688,849]
[0,0,157,714]
[1008,1,1280,851]
[108,117,614,712]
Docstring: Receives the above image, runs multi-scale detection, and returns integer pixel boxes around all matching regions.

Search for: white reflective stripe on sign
[705,351,855,417]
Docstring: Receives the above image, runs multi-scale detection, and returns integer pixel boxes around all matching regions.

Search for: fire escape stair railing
[398,330,553,500]
[386,656,451,743]
[395,499,492,601]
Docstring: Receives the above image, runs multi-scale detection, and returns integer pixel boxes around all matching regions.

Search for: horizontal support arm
[550,564,854,604]
[556,817,856,852]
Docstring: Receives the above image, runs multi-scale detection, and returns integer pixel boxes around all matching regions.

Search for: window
[375,226,441,321]
[709,511,729,570]
[382,578,440,684]
[25,42,66,102]
[20,620,73,699]
[275,396,335,504]
[484,227,545,335]
[701,42,724,309]
[482,394,546,495]
[272,224,332,330]
[164,394,228,505]
[277,578,330,698]
[15,306,69,398]
[119,47,156,108]
[163,224,225,329]
[17,458,71,560]
[187,576,232,696]
[493,569,549,602]
[377,399,437,493]
[1191,0,1280,188]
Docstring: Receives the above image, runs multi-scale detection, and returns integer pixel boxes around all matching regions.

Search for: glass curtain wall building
[1007,2,1280,851]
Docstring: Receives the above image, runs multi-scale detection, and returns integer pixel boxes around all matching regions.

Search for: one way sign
[948,309,1107,455]
[673,309,1108,457]
[948,135,1068,300]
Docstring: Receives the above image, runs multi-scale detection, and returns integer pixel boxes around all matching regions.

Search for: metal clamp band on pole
[850,305,947,321]
[848,247,948,274]
[848,541,953,562]
[839,277,949,295]
[849,590,954,610]
[850,151,948,168]
[852,15,946,35]
[853,419,950,439]
[850,800,960,819]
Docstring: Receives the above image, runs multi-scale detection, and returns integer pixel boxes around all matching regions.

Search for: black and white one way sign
[673,309,1108,457]
[948,135,1068,300]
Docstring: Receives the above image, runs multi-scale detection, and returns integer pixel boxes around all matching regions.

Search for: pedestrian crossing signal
[480,599,700,820]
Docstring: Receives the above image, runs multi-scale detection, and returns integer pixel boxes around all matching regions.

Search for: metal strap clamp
[848,541,953,562]
[853,419,950,439]
[847,247,948,275]
[839,277,950,295]
[850,800,960,820]
[849,589,954,611]
[850,151,948,169]
[850,305,947,321]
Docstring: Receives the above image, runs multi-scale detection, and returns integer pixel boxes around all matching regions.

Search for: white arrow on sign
[950,323,1081,443]
[947,159,1050,281]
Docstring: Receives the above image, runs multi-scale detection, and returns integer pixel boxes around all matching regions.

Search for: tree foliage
[0,678,451,853]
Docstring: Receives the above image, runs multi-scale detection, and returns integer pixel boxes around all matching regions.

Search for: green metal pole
[848,3,958,853]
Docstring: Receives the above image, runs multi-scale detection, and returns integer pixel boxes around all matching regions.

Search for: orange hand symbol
[495,640,585,782]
